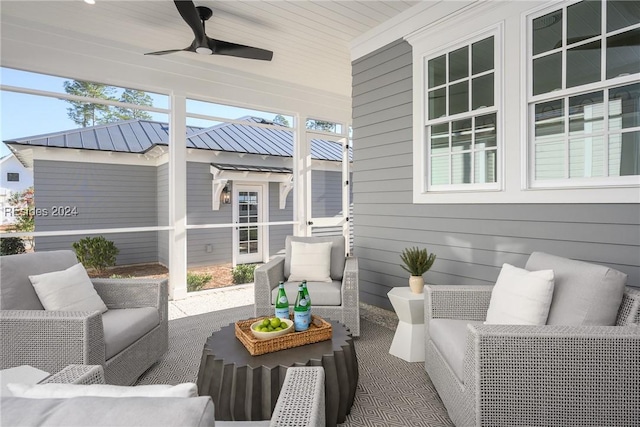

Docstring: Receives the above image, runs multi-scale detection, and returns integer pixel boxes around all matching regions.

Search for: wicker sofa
[425,252,640,427]
[254,235,360,336]
[1,365,326,427]
[0,250,168,385]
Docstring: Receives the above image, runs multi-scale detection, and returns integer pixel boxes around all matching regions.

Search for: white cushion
[485,263,555,325]
[7,382,198,399]
[28,263,108,313]
[288,241,333,282]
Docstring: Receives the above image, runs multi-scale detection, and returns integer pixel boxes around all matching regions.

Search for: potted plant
[400,246,436,294]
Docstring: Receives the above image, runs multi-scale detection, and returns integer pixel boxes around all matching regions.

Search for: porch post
[294,113,308,237]
[169,94,188,300]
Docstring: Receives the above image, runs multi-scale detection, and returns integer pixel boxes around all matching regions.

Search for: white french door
[233,184,266,265]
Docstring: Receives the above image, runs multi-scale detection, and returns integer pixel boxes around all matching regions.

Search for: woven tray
[235,315,332,356]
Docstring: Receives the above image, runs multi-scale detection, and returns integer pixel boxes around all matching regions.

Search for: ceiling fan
[145,0,273,61]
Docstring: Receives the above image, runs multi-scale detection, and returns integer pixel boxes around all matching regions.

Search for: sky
[0,67,292,158]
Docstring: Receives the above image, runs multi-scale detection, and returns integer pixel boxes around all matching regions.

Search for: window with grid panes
[425,34,499,190]
[529,0,640,187]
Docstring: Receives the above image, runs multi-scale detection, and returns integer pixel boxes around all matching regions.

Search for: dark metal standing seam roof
[4,117,350,162]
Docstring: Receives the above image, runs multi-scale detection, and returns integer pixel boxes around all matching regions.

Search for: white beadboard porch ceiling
[0,0,419,98]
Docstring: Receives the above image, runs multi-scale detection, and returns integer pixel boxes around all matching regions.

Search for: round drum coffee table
[196,320,358,427]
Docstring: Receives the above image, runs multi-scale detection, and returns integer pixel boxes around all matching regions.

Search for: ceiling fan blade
[144,48,191,56]
[208,38,273,61]
[173,0,206,42]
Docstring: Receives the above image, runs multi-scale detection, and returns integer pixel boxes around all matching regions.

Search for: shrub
[400,246,436,276]
[187,272,212,292]
[72,236,119,274]
[109,274,134,279]
[0,237,26,255]
[232,264,257,284]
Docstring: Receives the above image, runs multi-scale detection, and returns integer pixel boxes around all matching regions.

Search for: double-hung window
[528,0,640,188]
[424,31,500,191]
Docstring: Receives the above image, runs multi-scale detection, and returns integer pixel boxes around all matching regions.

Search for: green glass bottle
[301,280,311,324]
[275,281,289,320]
[293,284,309,331]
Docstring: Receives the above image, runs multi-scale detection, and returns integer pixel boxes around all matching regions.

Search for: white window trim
[409,22,505,203]
[523,0,640,194]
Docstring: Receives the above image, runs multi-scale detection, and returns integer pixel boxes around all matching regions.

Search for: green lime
[270,317,281,328]
[262,319,270,327]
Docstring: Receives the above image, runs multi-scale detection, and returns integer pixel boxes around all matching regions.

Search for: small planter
[400,247,436,294]
[409,275,425,294]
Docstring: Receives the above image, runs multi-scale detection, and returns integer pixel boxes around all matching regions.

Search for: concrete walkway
[168,284,255,320]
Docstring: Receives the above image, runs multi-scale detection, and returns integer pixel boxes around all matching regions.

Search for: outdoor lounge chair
[425,252,640,426]
[254,235,360,336]
[0,250,168,385]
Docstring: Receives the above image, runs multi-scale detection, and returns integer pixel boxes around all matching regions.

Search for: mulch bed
[90,263,235,291]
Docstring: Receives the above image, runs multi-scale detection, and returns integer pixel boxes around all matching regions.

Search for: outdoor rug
[136,305,453,427]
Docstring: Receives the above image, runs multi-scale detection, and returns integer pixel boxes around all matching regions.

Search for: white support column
[169,94,188,300]
[293,114,308,237]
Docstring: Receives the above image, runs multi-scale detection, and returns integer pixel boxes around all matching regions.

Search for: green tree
[113,89,153,121]
[273,114,290,127]
[63,80,116,127]
[306,119,337,132]
[63,81,152,127]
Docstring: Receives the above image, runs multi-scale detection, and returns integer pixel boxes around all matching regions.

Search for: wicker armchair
[254,235,360,336]
[425,253,640,427]
[0,251,168,386]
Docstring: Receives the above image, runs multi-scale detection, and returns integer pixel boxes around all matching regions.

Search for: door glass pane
[609,83,640,130]
[428,88,446,119]
[452,119,472,151]
[567,0,601,45]
[430,123,450,154]
[472,37,494,75]
[449,46,469,82]
[428,55,446,88]
[474,150,497,183]
[431,156,449,185]
[472,74,494,110]
[567,41,601,88]
[451,153,472,184]
[238,190,259,257]
[449,81,469,115]
[607,1,640,33]
[533,52,562,95]
[475,114,497,149]
[606,29,640,80]
[569,135,605,177]
[569,91,604,135]
[533,10,563,55]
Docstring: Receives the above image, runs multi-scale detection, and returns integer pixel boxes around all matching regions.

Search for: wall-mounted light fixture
[221,182,231,205]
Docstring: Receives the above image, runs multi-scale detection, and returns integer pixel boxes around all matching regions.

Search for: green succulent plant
[400,247,436,276]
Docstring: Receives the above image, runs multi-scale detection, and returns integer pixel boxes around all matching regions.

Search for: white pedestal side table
[387,287,425,362]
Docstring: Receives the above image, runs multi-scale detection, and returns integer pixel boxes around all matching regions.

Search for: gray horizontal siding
[269,182,293,257]
[186,162,233,266]
[311,170,342,218]
[157,163,169,266]
[33,160,159,266]
[352,39,640,311]
[35,232,159,266]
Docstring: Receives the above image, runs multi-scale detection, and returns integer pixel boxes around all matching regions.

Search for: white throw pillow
[485,263,555,325]
[288,241,332,282]
[7,382,198,399]
[29,263,108,314]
